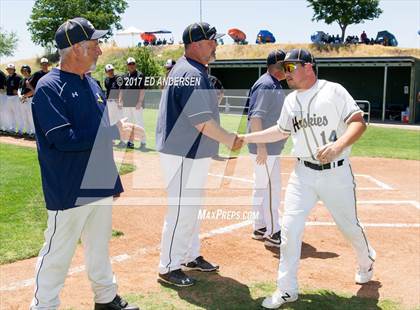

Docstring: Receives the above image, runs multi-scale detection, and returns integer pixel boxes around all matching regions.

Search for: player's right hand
[230,134,244,151]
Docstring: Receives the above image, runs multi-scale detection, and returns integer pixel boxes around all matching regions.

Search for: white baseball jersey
[277,79,363,162]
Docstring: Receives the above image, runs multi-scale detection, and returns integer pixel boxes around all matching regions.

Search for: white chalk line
[0,221,253,292]
[208,173,394,191]
[2,203,418,293]
[2,197,418,292]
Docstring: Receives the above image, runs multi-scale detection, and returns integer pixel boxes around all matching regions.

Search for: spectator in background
[29,58,50,91]
[119,57,147,150]
[0,70,6,132]
[361,31,368,44]
[164,59,176,77]
[5,64,21,134]
[19,65,35,136]
[104,64,122,127]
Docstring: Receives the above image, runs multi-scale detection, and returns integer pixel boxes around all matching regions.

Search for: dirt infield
[0,137,419,309]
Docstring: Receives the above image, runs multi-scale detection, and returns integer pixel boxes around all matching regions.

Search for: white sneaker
[262,289,298,309]
[355,248,376,284]
[355,263,374,284]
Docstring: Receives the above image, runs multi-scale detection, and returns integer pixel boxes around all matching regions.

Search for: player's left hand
[316,142,343,164]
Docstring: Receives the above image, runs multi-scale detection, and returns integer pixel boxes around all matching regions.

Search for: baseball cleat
[182,256,219,272]
[262,289,298,309]
[94,294,139,310]
[355,248,376,284]
[158,269,196,287]
[252,227,266,240]
[355,262,375,284]
[264,231,281,248]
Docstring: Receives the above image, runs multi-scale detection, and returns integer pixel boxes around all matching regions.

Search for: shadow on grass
[159,272,257,309]
[155,272,384,310]
[264,242,339,260]
[286,289,382,310]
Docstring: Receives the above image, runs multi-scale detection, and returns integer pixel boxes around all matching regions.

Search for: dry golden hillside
[3,42,418,73]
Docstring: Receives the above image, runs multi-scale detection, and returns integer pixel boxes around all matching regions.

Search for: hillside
[3,43,418,77]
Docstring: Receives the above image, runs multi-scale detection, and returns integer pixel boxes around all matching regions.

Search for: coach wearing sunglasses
[156,22,243,287]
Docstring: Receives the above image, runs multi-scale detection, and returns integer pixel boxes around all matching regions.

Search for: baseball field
[0,110,419,309]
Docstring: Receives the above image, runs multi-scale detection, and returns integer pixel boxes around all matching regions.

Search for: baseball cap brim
[91,29,108,40]
[283,58,305,63]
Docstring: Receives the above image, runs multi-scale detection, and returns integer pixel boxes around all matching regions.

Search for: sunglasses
[284,62,305,73]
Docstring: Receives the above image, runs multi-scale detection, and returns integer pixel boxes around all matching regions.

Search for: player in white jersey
[242,49,375,309]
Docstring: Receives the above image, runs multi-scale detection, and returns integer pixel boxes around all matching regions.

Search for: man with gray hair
[30,17,140,310]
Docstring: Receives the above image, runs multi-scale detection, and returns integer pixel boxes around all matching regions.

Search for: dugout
[209,56,420,124]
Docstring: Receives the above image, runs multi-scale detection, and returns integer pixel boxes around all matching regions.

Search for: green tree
[307,0,382,42]
[0,28,18,57]
[27,0,128,48]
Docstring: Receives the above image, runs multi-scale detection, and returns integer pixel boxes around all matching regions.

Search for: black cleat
[252,227,267,240]
[94,294,139,310]
[182,256,219,272]
[127,142,135,149]
[158,269,196,287]
[264,231,281,248]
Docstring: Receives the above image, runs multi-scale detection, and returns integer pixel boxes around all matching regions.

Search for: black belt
[298,158,344,170]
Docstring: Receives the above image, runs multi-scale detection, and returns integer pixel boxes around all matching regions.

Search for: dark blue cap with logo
[182,22,224,44]
[55,17,108,49]
[266,49,286,66]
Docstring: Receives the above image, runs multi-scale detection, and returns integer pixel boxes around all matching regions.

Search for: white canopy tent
[116,26,143,46]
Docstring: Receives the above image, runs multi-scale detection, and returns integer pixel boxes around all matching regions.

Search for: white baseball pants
[277,159,375,294]
[30,197,117,309]
[250,154,282,236]
[158,153,211,274]
[22,98,34,134]
[106,100,123,126]
[6,95,18,132]
[0,94,6,130]
[16,101,26,133]
[123,107,146,144]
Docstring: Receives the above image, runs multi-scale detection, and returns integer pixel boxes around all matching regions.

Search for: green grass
[0,115,418,264]
[0,143,135,264]
[0,143,46,264]
[121,275,403,310]
[352,126,420,160]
